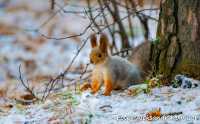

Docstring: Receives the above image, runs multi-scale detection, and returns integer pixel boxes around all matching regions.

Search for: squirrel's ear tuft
[99,33,108,53]
[90,34,97,48]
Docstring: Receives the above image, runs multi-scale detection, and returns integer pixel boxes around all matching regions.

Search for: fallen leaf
[15,93,37,105]
[0,23,19,35]
[0,85,7,97]
[80,82,91,91]
[0,103,13,112]
[146,108,161,121]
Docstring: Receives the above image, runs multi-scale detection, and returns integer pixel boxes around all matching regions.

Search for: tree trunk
[151,0,200,84]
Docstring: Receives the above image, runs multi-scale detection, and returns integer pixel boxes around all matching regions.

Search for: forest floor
[1,76,200,124]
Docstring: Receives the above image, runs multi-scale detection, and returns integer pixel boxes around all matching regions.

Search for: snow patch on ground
[1,83,200,124]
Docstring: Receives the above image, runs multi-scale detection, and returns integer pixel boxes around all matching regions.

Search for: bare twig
[18,65,39,100]
[104,0,130,49]
[79,63,90,80]
[37,10,103,40]
[116,0,159,21]
[86,0,102,33]
[98,0,118,53]
[138,14,149,40]
[37,5,158,41]
[50,0,55,10]
[125,0,134,39]
[112,48,133,56]
[41,36,90,101]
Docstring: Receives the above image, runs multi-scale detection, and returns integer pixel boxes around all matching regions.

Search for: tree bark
[151,0,200,83]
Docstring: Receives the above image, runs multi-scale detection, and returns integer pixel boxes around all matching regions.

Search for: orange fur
[91,79,101,94]
[103,79,113,96]
[103,73,113,96]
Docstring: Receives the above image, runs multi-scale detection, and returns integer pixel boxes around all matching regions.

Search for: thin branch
[105,0,130,49]
[39,2,103,29]
[37,7,158,41]
[98,0,118,53]
[41,36,90,101]
[138,14,149,40]
[37,10,103,40]
[125,0,134,39]
[18,65,39,100]
[117,1,159,21]
[112,48,133,56]
[86,0,101,33]
[79,63,90,80]
[50,0,55,10]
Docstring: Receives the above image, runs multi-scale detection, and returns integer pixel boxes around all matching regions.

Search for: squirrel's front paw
[103,92,111,96]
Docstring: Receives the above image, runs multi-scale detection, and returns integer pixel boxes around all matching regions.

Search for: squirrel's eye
[98,54,102,58]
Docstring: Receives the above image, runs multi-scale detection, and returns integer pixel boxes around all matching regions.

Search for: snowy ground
[1,78,200,124]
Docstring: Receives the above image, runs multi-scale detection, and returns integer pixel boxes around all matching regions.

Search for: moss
[152,37,161,45]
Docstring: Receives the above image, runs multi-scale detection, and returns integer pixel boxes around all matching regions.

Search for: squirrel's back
[103,56,141,89]
[129,41,151,80]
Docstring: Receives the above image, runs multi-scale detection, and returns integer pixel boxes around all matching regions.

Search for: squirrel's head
[89,33,108,65]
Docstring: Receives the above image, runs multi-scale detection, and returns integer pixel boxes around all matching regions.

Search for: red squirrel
[80,34,151,96]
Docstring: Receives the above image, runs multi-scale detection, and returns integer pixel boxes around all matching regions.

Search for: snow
[1,76,200,124]
[75,85,200,124]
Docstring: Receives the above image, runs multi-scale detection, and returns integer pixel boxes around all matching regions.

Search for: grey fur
[92,56,141,90]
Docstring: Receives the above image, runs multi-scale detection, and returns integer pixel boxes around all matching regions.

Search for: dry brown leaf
[0,86,7,97]
[148,78,159,88]
[14,93,37,105]
[146,108,161,121]
[0,103,13,112]
[127,88,140,96]
[17,36,46,52]
[20,93,35,101]
[80,82,91,91]
[0,23,19,35]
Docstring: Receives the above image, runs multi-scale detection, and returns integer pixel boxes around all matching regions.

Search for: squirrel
[81,33,146,96]
[80,33,151,96]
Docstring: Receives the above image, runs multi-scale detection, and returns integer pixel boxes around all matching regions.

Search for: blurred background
[0,0,160,89]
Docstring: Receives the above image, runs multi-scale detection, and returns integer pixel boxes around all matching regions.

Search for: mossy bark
[151,0,200,83]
